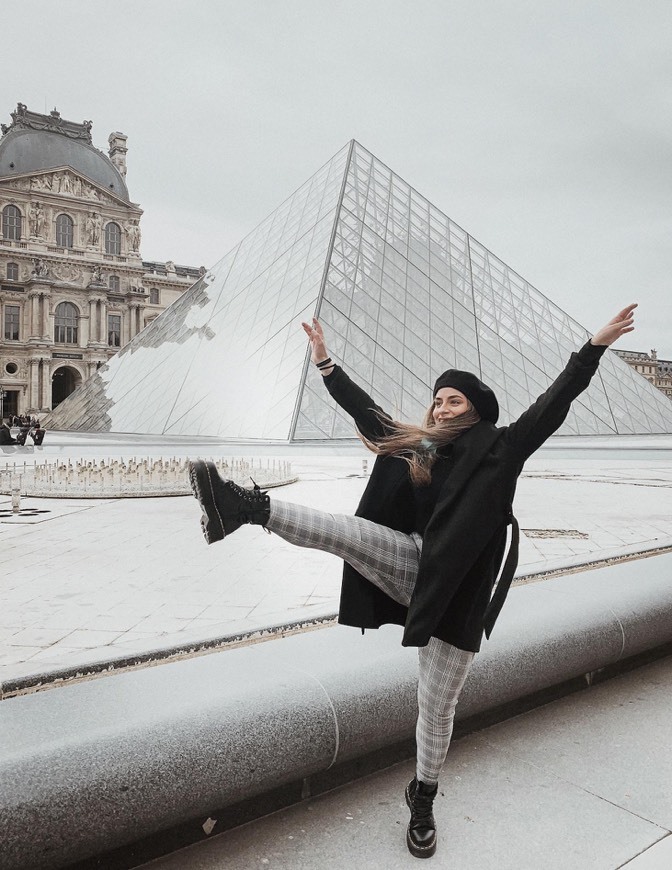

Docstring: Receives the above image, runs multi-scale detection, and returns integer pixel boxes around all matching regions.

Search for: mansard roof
[0,103,129,202]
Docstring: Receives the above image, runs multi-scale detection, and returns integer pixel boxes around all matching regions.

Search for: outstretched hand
[590,304,637,347]
[301,317,330,364]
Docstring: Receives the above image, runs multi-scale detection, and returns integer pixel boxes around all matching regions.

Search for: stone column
[40,360,51,411]
[28,359,40,410]
[27,277,54,342]
[100,299,108,346]
[121,308,130,345]
[127,304,134,341]
[40,290,51,341]
[28,291,41,340]
[128,302,139,340]
[88,298,98,345]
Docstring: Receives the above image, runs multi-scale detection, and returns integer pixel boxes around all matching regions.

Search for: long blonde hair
[361,401,481,486]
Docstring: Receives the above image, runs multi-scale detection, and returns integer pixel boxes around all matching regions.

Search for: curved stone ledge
[1,552,672,870]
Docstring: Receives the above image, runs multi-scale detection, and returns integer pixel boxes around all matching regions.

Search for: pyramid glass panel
[45,140,672,439]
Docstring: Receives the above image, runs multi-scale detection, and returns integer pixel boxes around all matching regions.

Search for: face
[432,387,470,424]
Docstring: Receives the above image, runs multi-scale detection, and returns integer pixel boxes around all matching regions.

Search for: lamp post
[0,387,5,422]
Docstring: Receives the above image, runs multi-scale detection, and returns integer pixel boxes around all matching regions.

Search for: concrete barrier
[2,553,672,870]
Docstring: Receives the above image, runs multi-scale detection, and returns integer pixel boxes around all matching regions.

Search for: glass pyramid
[45,141,672,439]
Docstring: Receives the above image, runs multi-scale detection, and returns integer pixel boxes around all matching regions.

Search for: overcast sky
[6,0,672,355]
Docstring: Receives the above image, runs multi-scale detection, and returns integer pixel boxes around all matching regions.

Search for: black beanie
[432,370,499,423]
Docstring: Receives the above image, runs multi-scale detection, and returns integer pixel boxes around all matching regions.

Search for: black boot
[188,460,270,544]
[405,777,438,859]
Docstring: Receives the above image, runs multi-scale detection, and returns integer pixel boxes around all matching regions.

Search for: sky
[5,0,672,355]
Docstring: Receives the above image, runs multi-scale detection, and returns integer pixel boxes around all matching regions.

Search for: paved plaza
[2,432,672,870]
[1,433,671,690]
[141,655,672,870]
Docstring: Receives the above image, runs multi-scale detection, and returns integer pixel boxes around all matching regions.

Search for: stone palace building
[613,349,672,401]
[0,103,202,418]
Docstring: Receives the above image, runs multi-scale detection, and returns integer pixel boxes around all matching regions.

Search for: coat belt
[483,510,520,639]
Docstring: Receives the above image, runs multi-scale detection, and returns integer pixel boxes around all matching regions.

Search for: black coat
[323,341,606,652]
[0,425,17,445]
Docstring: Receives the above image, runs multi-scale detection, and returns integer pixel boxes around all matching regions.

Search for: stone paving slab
[138,655,672,870]
[1,439,672,687]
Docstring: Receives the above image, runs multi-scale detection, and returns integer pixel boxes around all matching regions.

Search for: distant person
[30,424,46,446]
[0,420,17,445]
[15,424,31,446]
[189,304,636,860]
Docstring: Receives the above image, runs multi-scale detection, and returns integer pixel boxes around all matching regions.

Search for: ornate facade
[613,349,672,400]
[0,103,201,417]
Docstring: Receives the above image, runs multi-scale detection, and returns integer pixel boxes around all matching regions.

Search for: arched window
[7,262,19,281]
[2,205,22,241]
[109,275,120,291]
[54,301,79,344]
[104,221,121,255]
[149,287,160,305]
[55,214,74,248]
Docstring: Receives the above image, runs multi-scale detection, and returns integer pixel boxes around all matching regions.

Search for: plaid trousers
[267,499,474,785]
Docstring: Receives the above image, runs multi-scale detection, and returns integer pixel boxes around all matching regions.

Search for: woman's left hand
[590,303,637,347]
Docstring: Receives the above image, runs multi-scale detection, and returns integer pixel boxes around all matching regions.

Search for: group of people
[188,304,636,860]
[0,415,46,446]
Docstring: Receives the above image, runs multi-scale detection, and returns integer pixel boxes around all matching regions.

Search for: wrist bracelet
[316,357,333,369]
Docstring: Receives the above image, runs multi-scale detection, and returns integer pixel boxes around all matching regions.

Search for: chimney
[108,132,128,178]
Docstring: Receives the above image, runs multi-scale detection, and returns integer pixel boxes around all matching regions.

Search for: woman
[188,303,636,860]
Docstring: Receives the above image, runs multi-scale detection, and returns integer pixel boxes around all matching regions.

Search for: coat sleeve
[503,341,607,460]
[321,365,394,441]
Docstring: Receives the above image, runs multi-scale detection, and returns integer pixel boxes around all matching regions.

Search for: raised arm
[301,318,392,441]
[504,304,637,459]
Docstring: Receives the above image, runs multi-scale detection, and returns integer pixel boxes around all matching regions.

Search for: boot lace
[411,792,434,823]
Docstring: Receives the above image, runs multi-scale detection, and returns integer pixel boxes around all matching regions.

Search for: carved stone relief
[50,263,82,284]
[30,174,53,192]
[9,172,116,205]
[31,257,50,278]
[89,264,105,285]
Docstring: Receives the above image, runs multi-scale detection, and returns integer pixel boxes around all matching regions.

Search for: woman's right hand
[301,318,334,373]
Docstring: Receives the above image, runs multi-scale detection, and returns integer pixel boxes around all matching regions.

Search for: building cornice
[1,103,93,143]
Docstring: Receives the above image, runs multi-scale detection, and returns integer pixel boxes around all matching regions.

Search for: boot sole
[188,460,225,545]
[405,782,437,859]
